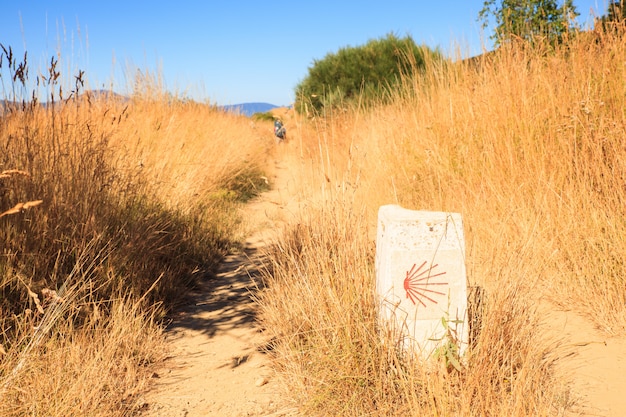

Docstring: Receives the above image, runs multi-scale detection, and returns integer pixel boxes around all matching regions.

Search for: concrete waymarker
[376,205,468,357]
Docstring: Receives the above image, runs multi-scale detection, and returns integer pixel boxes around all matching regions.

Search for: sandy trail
[142,143,301,417]
[140,119,626,416]
[547,306,626,417]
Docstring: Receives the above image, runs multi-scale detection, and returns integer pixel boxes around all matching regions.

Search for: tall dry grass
[259,199,563,416]
[257,28,626,415]
[106,71,273,211]
[0,247,167,416]
[384,28,626,334]
[0,48,275,415]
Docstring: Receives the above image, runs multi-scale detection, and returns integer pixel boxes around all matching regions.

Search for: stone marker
[375,205,468,357]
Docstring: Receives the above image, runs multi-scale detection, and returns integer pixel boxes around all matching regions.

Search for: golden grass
[3,24,625,417]
[0,55,276,414]
[258,200,563,416]
[256,28,626,415]
[0,247,167,416]
[105,96,272,211]
[292,28,626,334]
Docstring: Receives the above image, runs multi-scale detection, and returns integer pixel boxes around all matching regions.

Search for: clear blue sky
[1,1,606,106]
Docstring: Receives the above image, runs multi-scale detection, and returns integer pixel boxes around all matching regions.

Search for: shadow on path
[165,238,269,340]
[141,127,301,417]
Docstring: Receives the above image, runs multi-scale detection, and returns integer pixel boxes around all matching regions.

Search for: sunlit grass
[256,27,626,415]
[0,48,275,415]
[2,23,625,416]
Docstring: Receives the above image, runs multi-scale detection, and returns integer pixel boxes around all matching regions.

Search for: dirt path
[141,142,302,417]
[546,305,626,417]
[139,117,626,416]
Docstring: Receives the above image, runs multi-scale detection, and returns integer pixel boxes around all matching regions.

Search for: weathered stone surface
[376,205,468,357]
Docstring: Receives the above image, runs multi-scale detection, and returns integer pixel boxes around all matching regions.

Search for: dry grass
[391,30,626,334]
[0,51,276,415]
[256,28,626,415]
[3,23,625,417]
[292,27,626,334]
[0,247,167,416]
[258,200,563,416]
[105,94,272,211]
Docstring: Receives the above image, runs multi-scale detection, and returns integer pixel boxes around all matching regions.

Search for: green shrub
[295,33,442,114]
[252,111,275,122]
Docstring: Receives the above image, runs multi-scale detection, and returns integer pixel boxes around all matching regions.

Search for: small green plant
[227,168,270,203]
[431,314,464,373]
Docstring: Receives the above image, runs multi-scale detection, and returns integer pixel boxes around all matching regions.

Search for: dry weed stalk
[0,169,30,179]
[0,200,43,218]
[0,169,43,217]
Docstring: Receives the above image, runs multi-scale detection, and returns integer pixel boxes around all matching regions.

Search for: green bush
[252,111,275,122]
[295,33,442,114]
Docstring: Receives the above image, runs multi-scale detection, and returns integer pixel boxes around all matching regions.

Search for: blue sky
[1,1,606,106]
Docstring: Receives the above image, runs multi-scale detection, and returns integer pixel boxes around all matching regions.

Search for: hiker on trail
[274,118,286,142]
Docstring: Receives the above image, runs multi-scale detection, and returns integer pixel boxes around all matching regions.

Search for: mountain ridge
[1,93,283,118]
[221,102,280,117]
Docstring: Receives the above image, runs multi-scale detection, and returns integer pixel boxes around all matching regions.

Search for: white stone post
[375,205,468,358]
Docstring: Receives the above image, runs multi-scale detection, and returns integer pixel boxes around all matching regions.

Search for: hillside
[221,102,281,117]
[140,95,626,416]
[3,28,626,417]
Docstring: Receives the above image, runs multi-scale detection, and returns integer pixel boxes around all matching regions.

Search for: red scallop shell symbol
[403,261,448,307]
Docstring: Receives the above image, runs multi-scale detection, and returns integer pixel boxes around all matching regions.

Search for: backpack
[274,120,285,139]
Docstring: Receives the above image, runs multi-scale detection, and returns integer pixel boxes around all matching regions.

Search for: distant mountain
[1,95,282,118]
[1,90,128,112]
[221,102,279,117]
[81,89,128,102]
